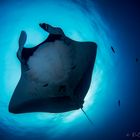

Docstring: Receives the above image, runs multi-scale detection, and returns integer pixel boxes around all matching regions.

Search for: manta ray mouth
[27,40,72,84]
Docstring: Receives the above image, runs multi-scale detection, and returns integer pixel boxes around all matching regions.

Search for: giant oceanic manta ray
[9,23,97,117]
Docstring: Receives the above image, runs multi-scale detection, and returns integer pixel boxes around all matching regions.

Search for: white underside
[27,40,72,84]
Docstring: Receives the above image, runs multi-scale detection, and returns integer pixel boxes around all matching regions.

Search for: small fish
[43,83,48,87]
[71,65,76,70]
[111,46,115,53]
[118,100,120,106]
[136,58,139,62]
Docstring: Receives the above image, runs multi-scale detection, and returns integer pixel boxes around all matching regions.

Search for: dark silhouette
[71,65,76,70]
[9,23,97,114]
[43,83,48,87]
[118,100,120,106]
[111,46,115,53]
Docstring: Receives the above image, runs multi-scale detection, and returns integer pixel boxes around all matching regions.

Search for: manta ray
[9,23,97,116]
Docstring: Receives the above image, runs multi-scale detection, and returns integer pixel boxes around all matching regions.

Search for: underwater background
[0,0,139,140]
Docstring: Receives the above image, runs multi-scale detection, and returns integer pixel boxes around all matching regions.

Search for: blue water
[0,0,139,140]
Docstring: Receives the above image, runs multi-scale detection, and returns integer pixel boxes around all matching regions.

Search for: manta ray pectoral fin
[39,23,64,36]
[17,31,27,61]
[19,31,27,46]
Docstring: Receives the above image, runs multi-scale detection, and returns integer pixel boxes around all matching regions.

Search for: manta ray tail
[81,108,94,126]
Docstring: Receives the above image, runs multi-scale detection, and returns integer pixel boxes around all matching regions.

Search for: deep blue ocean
[0,0,139,140]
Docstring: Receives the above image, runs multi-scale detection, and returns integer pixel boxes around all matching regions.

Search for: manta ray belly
[27,40,72,84]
